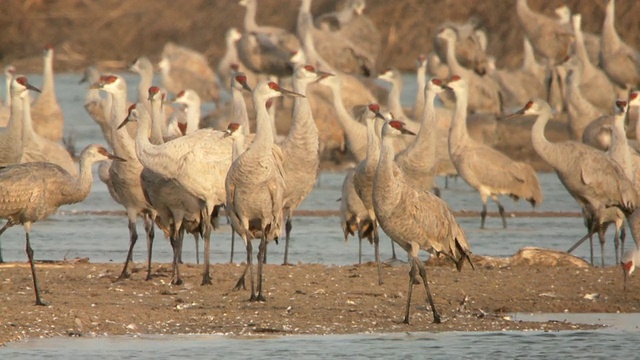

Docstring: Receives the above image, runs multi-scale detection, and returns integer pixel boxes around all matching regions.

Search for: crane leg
[233,239,251,292]
[495,200,507,229]
[432,186,441,198]
[255,233,267,302]
[169,230,183,286]
[230,229,236,263]
[589,233,594,266]
[415,255,441,324]
[373,224,383,286]
[194,232,200,265]
[201,210,212,286]
[117,219,139,281]
[614,226,621,265]
[357,224,363,264]
[403,257,417,324]
[144,214,155,281]
[389,237,397,260]
[597,228,606,268]
[25,231,45,306]
[283,217,292,265]
[0,220,15,263]
[480,203,488,229]
[619,227,626,264]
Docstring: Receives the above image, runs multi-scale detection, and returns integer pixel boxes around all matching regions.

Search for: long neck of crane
[602,0,620,51]
[4,77,11,108]
[243,1,259,32]
[70,155,99,205]
[413,64,426,120]
[572,19,591,68]
[522,40,538,72]
[375,133,400,208]
[149,99,165,145]
[232,87,251,136]
[386,76,408,120]
[252,93,276,151]
[134,109,156,165]
[184,101,201,134]
[444,38,465,77]
[609,110,634,182]
[284,77,317,151]
[110,85,137,160]
[364,117,380,166]
[21,92,35,143]
[449,88,471,153]
[137,69,153,105]
[42,52,55,95]
[232,134,246,161]
[8,89,23,139]
[328,82,367,161]
[530,109,557,166]
[409,89,437,160]
[297,0,312,40]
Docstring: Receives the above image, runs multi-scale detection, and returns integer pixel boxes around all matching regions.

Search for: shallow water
[0,73,623,267]
[3,313,640,359]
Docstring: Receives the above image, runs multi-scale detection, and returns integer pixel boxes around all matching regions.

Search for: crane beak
[26,83,41,93]
[224,129,233,138]
[89,81,103,90]
[242,82,252,92]
[279,88,305,98]
[314,71,334,82]
[117,117,130,130]
[79,73,89,85]
[374,111,386,120]
[504,107,526,120]
[107,153,126,162]
[400,127,416,136]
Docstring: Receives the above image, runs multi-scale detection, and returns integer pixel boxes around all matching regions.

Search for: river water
[1,73,638,356]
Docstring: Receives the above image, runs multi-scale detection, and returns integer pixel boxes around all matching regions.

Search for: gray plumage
[516,0,573,66]
[433,20,489,76]
[0,144,122,305]
[279,65,323,265]
[373,120,473,324]
[437,28,502,115]
[30,45,64,142]
[0,76,40,167]
[226,80,293,301]
[446,77,542,229]
[565,68,604,142]
[92,75,157,282]
[130,56,155,106]
[516,99,637,258]
[599,0,640,90]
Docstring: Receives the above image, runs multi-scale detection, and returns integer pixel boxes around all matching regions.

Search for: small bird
[0,144,124,305]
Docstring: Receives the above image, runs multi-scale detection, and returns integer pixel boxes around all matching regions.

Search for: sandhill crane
[0,144,123,305]
[622,243,639,290]
[437,28,502,115]
[443,76,542,228]
[279,65,329,265]
[565,68,604,142]
[159,42,220,104]
[516,0,572,68]
[121,101,204,285]
[227,121,247,263]
[20,89,77,177]
[300,0,377,76]
[30,44,64,142]
[116,79,255,286]
[165,89,201,141]
[91,75,157,282]
[432,20,489,77]
[216,27,251,95]
[352,103,387,284]
[395,78,447,194]
[412,54,427,122]
[236,0,300,78]
[0,77,40,167]
[373,119,473,324]
[512,99,637,259]
[600,0,640,92]
[554,5,600,66]
[340,168,378,264]
[569,14,616,113]
[377,68,412,123]
[226,81,301,301]
[130,56,155,105]
[488,38,547,110]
